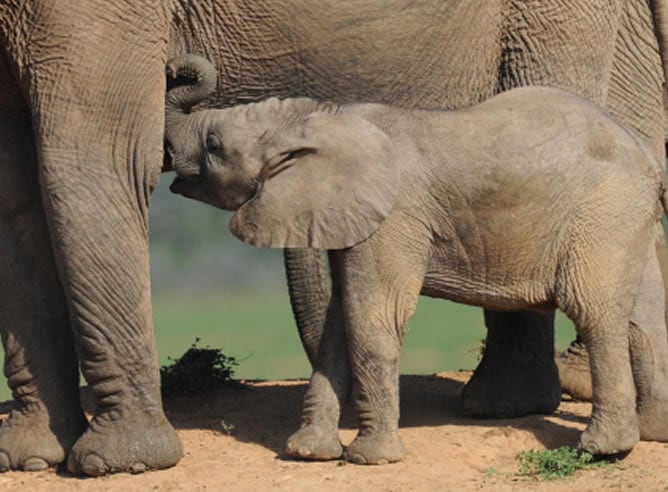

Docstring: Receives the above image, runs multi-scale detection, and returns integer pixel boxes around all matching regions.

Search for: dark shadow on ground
[153,373,589,459]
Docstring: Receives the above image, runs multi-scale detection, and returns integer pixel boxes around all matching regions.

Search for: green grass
[0,291,577,401]
[517,446,609,480]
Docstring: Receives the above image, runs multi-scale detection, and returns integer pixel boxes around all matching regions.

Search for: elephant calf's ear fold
[229,111,399,249]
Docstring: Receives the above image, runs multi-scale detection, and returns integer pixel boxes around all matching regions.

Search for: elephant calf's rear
[165,56,668,464]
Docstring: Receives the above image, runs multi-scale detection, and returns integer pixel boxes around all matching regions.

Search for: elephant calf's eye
[206,133,223,155]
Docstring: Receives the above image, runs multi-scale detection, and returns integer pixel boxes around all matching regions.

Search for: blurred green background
[0,181,576,401]
[153,292,576,382]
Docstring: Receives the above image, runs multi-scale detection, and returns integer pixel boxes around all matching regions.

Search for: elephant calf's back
[414,88,660,311]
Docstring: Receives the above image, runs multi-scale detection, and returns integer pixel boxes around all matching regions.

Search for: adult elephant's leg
[461,0,632,416]
[38,100,182,476]
[462,310,561,418]
[0,106,87,471]
[284,249,350,459]
[24,11,181,476]
[558,0,668,402]
[555,334,591,400]
[283,249,331,365]
[630,239,668,441]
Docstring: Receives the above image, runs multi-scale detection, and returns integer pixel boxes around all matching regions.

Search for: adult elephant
[0,0,666,476]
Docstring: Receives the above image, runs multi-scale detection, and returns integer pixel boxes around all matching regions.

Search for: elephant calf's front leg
[334,232,428,465]
[342,290,405,464]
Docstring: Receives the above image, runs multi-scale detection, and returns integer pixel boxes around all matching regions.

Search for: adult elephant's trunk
[649,0,668,144]
[165,54,217,136]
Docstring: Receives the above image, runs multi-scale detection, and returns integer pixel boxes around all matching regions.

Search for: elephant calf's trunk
[165,54,218,115]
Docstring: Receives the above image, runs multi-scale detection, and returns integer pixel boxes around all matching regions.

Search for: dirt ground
[1,371,668,491]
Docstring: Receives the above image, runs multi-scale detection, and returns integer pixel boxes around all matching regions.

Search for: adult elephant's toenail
[463,398,482,417]
[81,453,109,477]
[23,457,49,471]
[495,401,514,419]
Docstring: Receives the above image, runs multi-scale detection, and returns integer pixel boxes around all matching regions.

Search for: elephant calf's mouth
[169,173,202,193]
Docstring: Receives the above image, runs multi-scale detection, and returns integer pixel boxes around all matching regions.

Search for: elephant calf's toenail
[23,457,49,471]
[129,462,147,474]
[297,447,312,457]
[345,453,368,465]
[580,441,599,456]
[81,453,108,477]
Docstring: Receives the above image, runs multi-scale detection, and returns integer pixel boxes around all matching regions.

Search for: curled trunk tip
[166,54,218,114]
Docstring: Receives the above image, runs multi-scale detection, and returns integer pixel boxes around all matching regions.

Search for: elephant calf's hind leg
[561,249,642,455]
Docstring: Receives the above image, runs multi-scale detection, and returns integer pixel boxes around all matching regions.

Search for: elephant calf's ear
[229,111,399,249]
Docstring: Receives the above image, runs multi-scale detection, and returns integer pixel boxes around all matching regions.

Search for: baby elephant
[165,55,668,464]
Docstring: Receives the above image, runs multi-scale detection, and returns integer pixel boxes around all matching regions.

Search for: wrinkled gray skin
[1,0,668,476]
[166,86,668,463]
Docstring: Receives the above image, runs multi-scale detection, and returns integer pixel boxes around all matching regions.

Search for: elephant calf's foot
[67,409,182,476]
[462,353,561,418]
[580,412,639,455]
[556,340,592,401]
[0,403,88,472]
[286,425,343,460]
[343,431,405,465]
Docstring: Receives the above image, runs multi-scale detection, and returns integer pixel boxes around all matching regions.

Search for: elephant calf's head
[165,57,400,249]
[164,54,257,210]
[167,105,269,211]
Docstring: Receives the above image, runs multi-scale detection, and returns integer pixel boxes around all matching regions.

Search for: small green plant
[160,338,240,398]
[220,420,236,436]
[518,446,607,480]
[468,338,486,361]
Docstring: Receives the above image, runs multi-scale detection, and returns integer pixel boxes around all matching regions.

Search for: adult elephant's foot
[462,353,561,418]
[0,402,87,472]
[286,424,343,460]
[579,410,639,455]
[556,339,592,401]
[343,431,404,465]
[67,409,182,476]
[463,310,561,418]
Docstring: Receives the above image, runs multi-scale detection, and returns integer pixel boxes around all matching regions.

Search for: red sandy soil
[1,371,667,491]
